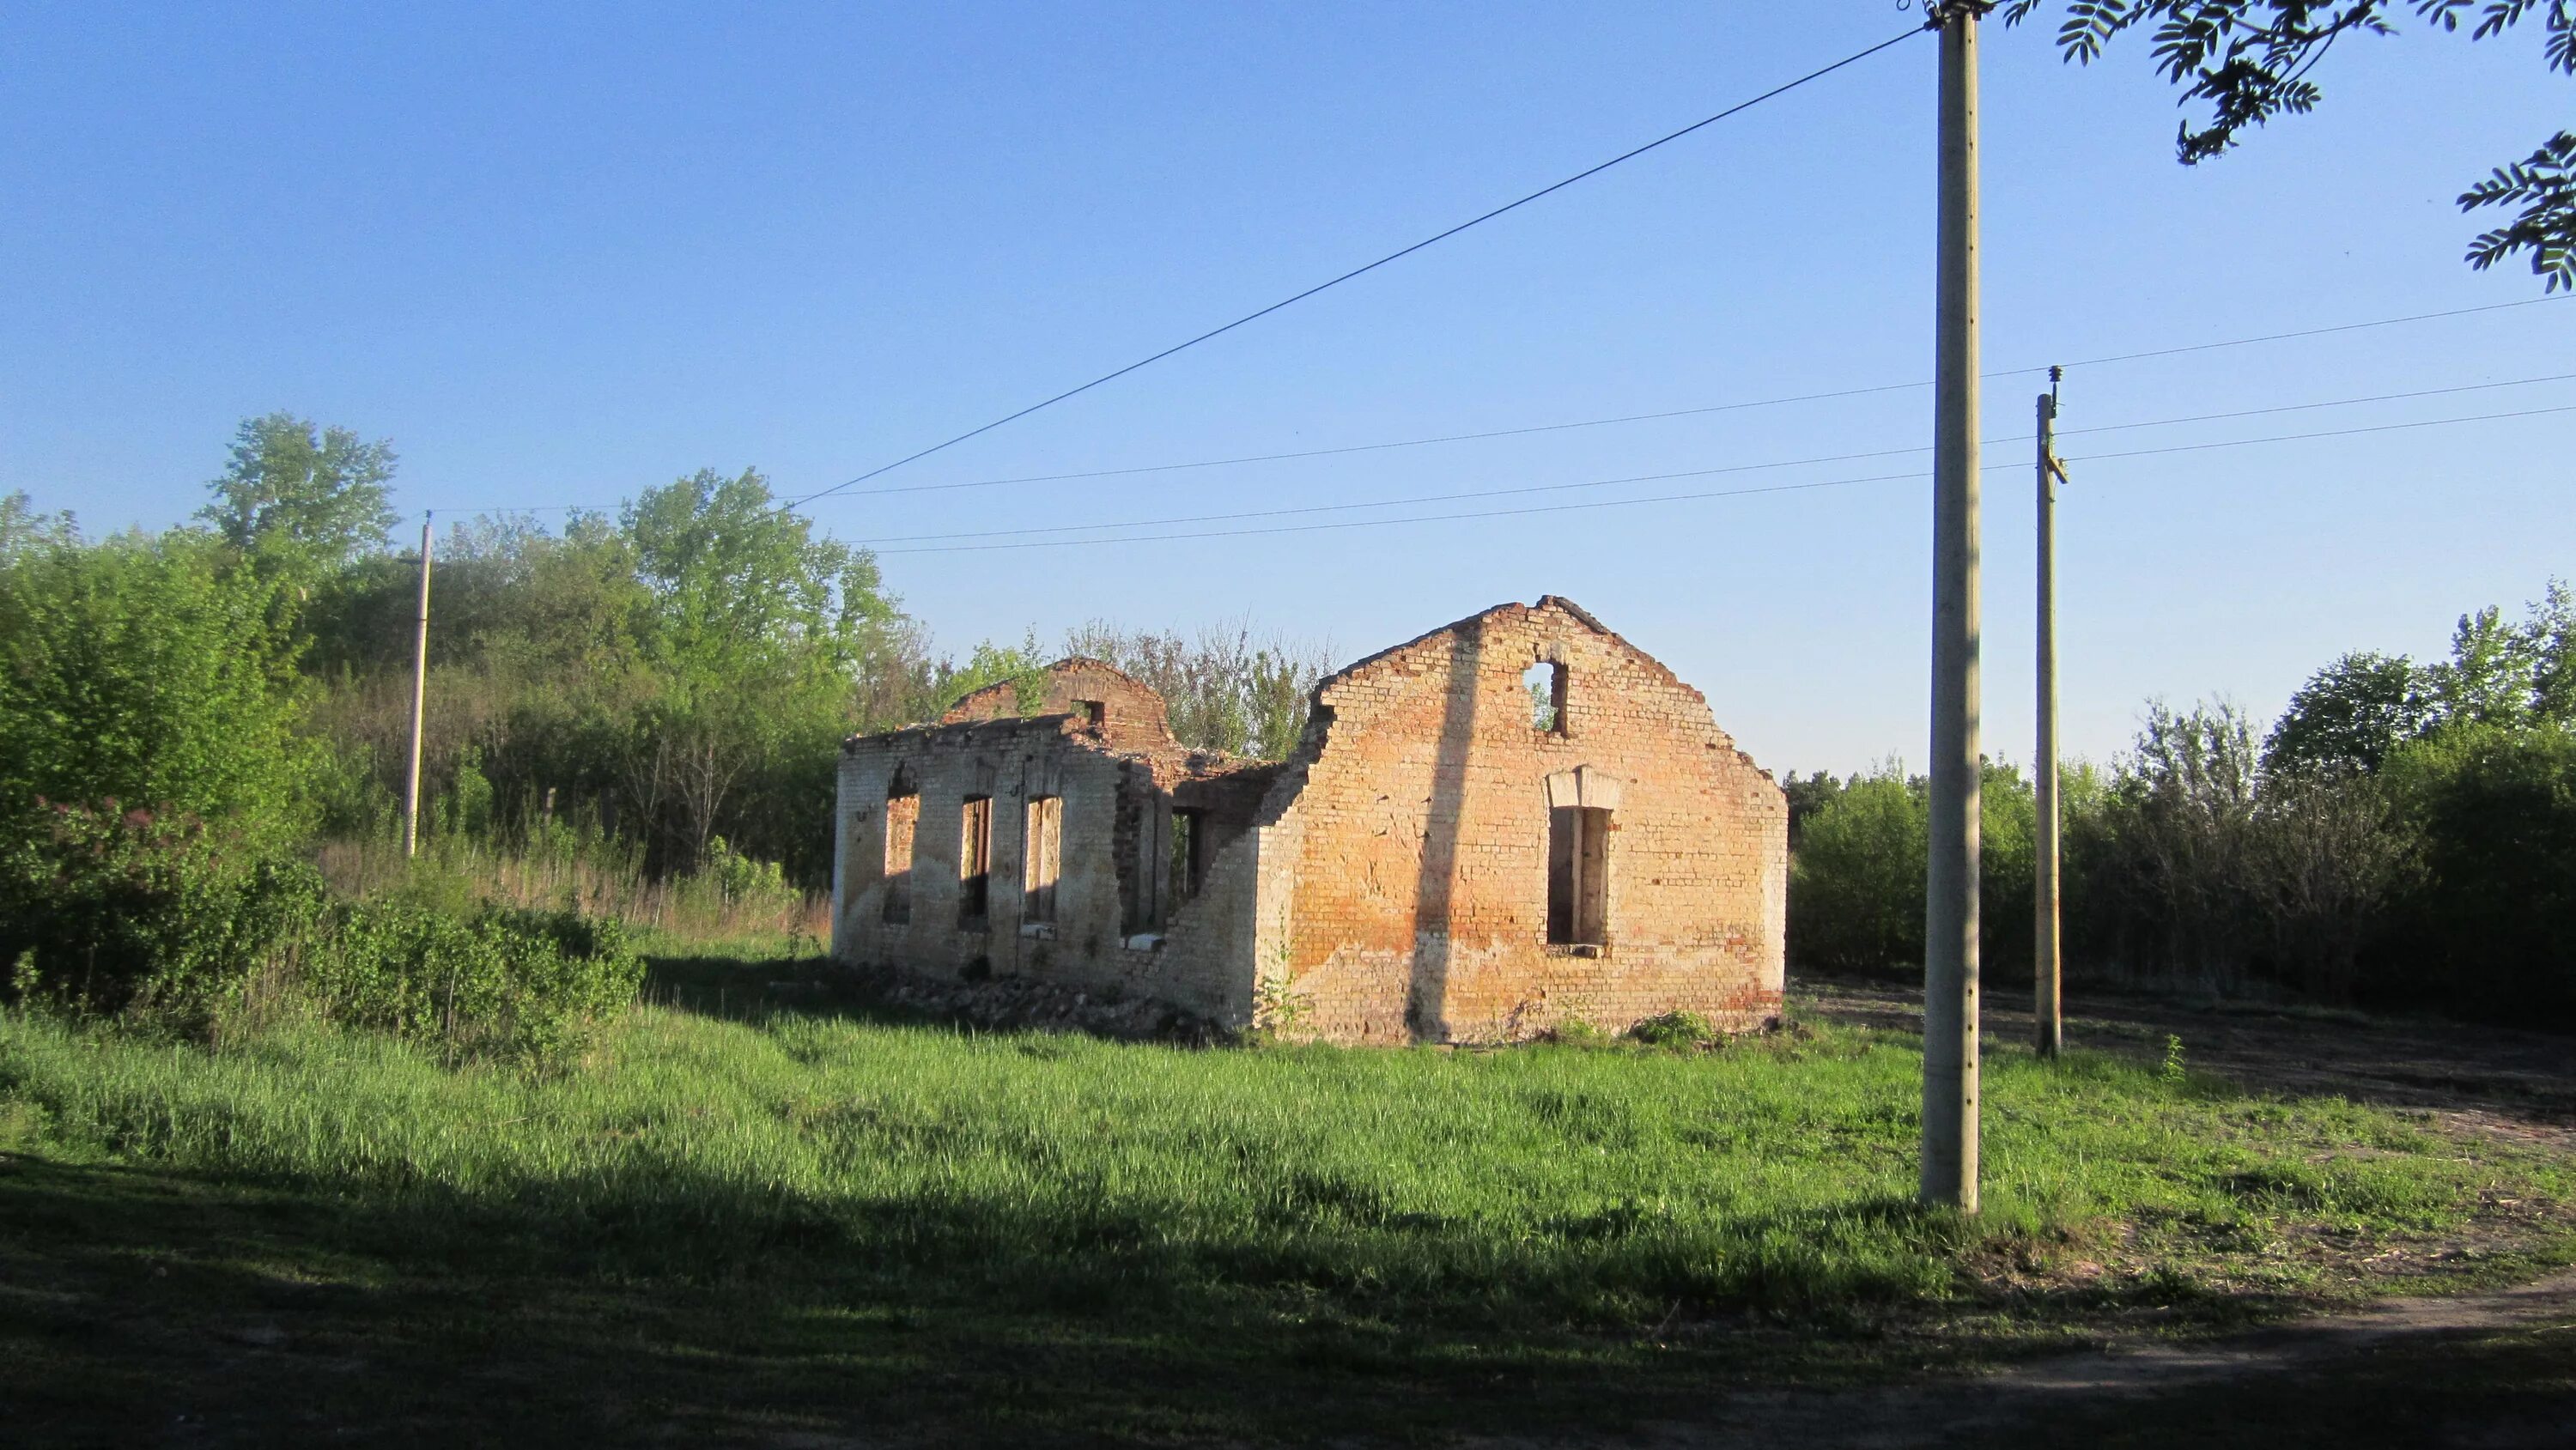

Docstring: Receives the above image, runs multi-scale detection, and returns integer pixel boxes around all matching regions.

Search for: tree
[2094,700,2266,987]
[2525,578,2576,723]
[1781,771,1848,851]
[198,413,400,573]
[0,491,77,564]
[1058,619,1334,758]
[2247,768,2410,1002]
[0,528,315,845]
[2379,720,2576,1022]
[1787,767,1927,972]
[2422,604,2540,727]
[2006,1,2576,289]
[2264,651,2432,776]
[618,468,900,868]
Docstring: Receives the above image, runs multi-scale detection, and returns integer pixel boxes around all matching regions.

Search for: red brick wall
[1267,598,1785,1043]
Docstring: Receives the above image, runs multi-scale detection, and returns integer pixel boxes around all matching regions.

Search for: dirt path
[1557,1267,2576,1448]
[1524,978,2576,1450]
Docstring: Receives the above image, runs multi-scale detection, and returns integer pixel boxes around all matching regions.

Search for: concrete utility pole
[2034,369,2069,1058]
[1923,0,1989,1214]
[402,514,432,859]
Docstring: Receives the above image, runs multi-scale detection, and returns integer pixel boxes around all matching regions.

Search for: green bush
[303,901,643,1065]
[1625,1010,1721,1051]
[0,528,316,851]
[0,801,326,1027]
[0,802,639,1062]
[2374,722,2576,1023]
[1787,761,2040,979]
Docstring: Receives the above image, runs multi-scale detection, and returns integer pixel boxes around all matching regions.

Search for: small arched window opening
[1523,660,1567,734]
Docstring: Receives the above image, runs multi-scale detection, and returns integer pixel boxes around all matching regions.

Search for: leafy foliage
[0,802,328,1027]
[197,412,400,575]
[1060,618,1333,758]
[0,490,77,562]
[2379,720,2576,1020]
[1784,760,2038,975]
[0,526,316,847]
[0,801,638,1063]
[2005,0,2576,288]
[2263,652,2432,776]
[303,901,641,1065]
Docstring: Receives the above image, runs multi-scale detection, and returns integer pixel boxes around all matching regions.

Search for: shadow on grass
[639,951,950,1034]
[0,1146,1917,1447]
[638,952,1221,1045]
[7,1146,2567,1448]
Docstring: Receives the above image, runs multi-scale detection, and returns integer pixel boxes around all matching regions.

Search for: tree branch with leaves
[2005,0,2576,288]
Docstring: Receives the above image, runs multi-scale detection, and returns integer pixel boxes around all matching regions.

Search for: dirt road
[1537,979,2576,1450]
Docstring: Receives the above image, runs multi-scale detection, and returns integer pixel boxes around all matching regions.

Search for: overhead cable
[862,401,2576,555]
[841,372,2576,546]
[422,298,2572,519]
[775,27,1929,511]
[804,294,2575,503]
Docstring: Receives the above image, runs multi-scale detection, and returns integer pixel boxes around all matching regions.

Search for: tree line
[0,414,1340,1045]
[3,414,1333,890]
[1787,582,2576,1024]
[5,410,2567,1034]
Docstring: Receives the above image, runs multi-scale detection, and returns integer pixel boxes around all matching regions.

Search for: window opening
[1546,805,1610,945]
[1077,700,1107,730]
[1524,661,1567,734]
[1023,795,1062,924]
[1170,808,1205,903]
[958,796,993,925]
[840,807,866,919]
[882,787,920,924]
[1117,787,1150,936]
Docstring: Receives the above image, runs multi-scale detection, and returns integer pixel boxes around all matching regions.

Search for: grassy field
[2,974,2571,1446]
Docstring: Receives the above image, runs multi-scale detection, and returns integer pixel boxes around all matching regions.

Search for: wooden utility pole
[2034,368,2069,1057]
[1923,0,1988,1213]
[402,514,432,859]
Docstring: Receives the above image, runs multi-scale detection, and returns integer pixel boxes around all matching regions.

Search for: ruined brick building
[829,598,1786,1043]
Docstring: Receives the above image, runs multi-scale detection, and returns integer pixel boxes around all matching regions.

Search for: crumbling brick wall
[829,605,1787,1046]
[1253,598,1786,1043]
[832,664,1276,1024]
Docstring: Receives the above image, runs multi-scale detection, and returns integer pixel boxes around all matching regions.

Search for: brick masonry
[830,598,1786,1044]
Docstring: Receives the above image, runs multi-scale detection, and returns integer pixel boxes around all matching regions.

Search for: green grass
[1,989,2569,1446]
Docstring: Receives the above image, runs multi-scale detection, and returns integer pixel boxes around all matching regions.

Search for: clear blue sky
[3,2,2568,778]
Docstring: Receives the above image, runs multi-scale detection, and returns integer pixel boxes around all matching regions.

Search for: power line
[421,296,2573,519]
[797,294,2575,504]
[862,401,2576,555]
[2057,403,2576,465]
[774,27,1928,512]
[2051,371,2576,440]
[838,372,2576,546]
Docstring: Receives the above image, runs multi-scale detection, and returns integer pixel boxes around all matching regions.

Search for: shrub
[0,528,316,852]
[1540,1017,1611,1047]
[303,902,643,1065]
[0,801,326,1028]
[0,802,640,1062]
[1625,1010,1720,1051]
[2373,722,2576,1024]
